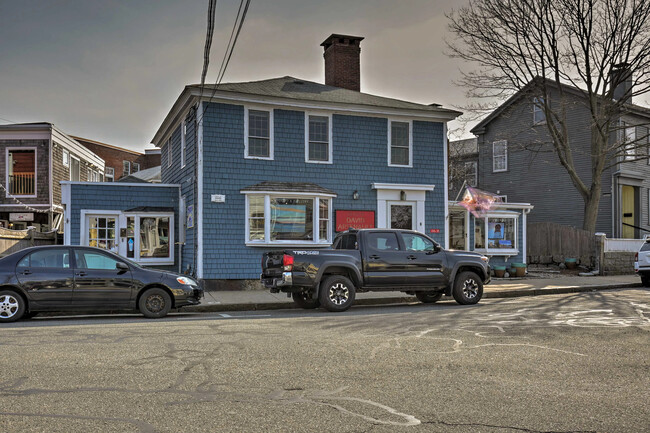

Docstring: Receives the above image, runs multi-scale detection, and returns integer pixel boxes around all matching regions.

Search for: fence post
[595,233,606,276]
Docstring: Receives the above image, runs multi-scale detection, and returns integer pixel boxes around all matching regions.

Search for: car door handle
[75,271,87,277]
[22,270,32,275]
[407,255,417,260]
[369,255,381,260]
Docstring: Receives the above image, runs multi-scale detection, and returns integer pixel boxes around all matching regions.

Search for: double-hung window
[105,167,114,182]
[533,97,546,124]
[465,161,477,186]
[70,156,80,181]
[388,120,412,167]
[123,161,131,177]
[244,193,333,245]
[181,120,187,168]
[62,149,69,167]
[245,108,273,159]
[306,114,332,163]
[167,137,172,167]
[492,140,507,172]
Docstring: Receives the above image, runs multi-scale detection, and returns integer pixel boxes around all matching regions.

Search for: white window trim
[62,149,70,167]
[492,140,508,172]
[473,212,519,256]
[167,137,172,168]
[69,155,80,182]
[305,112,333,164]
[181,120,186,168]
[105,167,114,181]
[242,192,334,247]
[80,210,121,254]
[5,146,38,198]
[244,106,274,160]
[533,97,546,125]
[387,119,413,168]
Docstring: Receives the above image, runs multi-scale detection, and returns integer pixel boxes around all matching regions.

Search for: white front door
[387,201,416,230]
[85,215,119,253]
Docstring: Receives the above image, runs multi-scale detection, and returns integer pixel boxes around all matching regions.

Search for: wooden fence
[0,227,57,257]
[527,222,595,265]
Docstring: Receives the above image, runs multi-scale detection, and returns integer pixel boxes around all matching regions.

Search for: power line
[199,0,218,103]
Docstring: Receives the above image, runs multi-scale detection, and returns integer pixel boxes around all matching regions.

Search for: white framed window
[70,156,80,181]
[473,213,518,255]
[105,167,114,182]
[624,125,636,161]
[533,97,546,125]
[245,107,273,160]
[305,113,332,163]
[132,162,140,173]
[492,140,508,172]
[167,137,172,168]
[123,160,131,177]
[496,195,508,202]
[62,149,69,167]
[6,147,37,197]
[465,161,477,186]
[181,120,187,168]
[388,120,412,167]
[87,169,93,182]
[243,193,333,246]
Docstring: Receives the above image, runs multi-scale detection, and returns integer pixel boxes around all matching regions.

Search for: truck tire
[292,291,320,309]
[641,274,650,287]
[319,275,356,312]
[415,291,443,304]
[452,271,483,305]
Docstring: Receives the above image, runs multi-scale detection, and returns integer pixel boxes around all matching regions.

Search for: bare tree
[447,0,650,232]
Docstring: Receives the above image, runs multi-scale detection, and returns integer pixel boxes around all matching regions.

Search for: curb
[184,282,643,313]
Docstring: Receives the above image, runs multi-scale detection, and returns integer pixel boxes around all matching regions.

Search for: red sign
[336,210,375,232]
[430,229,441,233]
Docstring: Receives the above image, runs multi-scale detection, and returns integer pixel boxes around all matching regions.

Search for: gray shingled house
[471,76,650,238]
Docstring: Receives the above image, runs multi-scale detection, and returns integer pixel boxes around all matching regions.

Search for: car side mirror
[116,262,129,272]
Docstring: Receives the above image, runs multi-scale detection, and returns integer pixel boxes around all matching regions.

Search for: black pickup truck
[261,228,491,312]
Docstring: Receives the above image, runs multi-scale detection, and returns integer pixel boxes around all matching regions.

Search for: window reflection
[140,217,170,258]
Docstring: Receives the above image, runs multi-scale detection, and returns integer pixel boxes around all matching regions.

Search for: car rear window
[366,232,400,251]
[641,242,650,252]
[17,249,71,269]
[335,234,358,250]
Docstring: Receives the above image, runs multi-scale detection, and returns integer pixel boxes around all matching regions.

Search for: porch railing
[8,172,35,195]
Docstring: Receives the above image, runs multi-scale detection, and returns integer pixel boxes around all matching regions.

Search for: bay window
[244,193,333,245]
[473,213,518,254]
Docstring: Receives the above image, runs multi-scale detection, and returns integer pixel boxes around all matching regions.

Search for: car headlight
[176,276,197,286]
[481,256,489,263]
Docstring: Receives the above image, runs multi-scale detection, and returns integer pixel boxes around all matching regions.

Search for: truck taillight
[635,252,638,261]
[283,254,294,271]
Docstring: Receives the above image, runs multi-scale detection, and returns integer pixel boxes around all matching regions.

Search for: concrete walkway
[186,274,644,313]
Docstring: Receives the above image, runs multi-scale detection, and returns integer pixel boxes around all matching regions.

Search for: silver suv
[634,236,650,287]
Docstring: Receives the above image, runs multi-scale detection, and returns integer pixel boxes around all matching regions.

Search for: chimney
[610,63,633,103]
[321,34,364,91]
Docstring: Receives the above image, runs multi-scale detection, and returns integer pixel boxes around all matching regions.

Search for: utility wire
[199,0,218,103]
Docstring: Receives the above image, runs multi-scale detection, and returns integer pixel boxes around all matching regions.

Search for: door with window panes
[86,215,118,253]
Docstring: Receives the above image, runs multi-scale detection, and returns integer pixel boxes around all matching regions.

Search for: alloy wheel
[463,278,479,299]
[0,294,20,319]
[328,283,349,305]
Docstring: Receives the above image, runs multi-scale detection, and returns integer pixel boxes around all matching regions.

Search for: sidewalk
[185,274,643,313]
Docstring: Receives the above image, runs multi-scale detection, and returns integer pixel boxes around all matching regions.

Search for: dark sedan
[0,245,203,322]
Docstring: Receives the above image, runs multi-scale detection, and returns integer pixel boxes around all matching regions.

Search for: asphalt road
[1,289,649,433]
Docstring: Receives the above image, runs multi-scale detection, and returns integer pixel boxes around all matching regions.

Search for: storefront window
[474,214,517,253]
[88,217,116,251]
[245,194,332,245]
[139,216,170,258]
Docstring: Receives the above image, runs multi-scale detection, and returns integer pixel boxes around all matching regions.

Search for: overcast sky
[0,0,473,151]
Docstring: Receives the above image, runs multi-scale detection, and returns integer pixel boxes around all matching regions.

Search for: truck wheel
[415,291,443,304]
[292,291,320,309]
[642,274,650,287]
[319,275,356,312]
[452,271,483,305]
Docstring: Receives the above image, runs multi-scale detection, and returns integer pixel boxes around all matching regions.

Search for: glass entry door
[86,215,118,253]
[388,202,415,230]
[449,210,467,250]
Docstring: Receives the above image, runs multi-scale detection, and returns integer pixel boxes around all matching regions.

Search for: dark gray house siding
[474,87,620,235]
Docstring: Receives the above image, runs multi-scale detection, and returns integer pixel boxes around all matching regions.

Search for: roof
[71,136,143,156]
[240,181,337,196]
[153,76,462,145]
[190,76,460,115]
[116,166,161,183]
[471,77,650,134]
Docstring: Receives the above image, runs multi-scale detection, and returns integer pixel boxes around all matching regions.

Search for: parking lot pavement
[186,274,643,313]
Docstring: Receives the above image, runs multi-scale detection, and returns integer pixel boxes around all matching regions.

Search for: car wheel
[0,290,26,323]
[415,291,443,304]
[319,275,356,312]
[139,288,172,319]
[452,271,483,305]
[292,291,320,309]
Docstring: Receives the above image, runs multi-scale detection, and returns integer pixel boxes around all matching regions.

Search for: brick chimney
[321,34,364,91]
